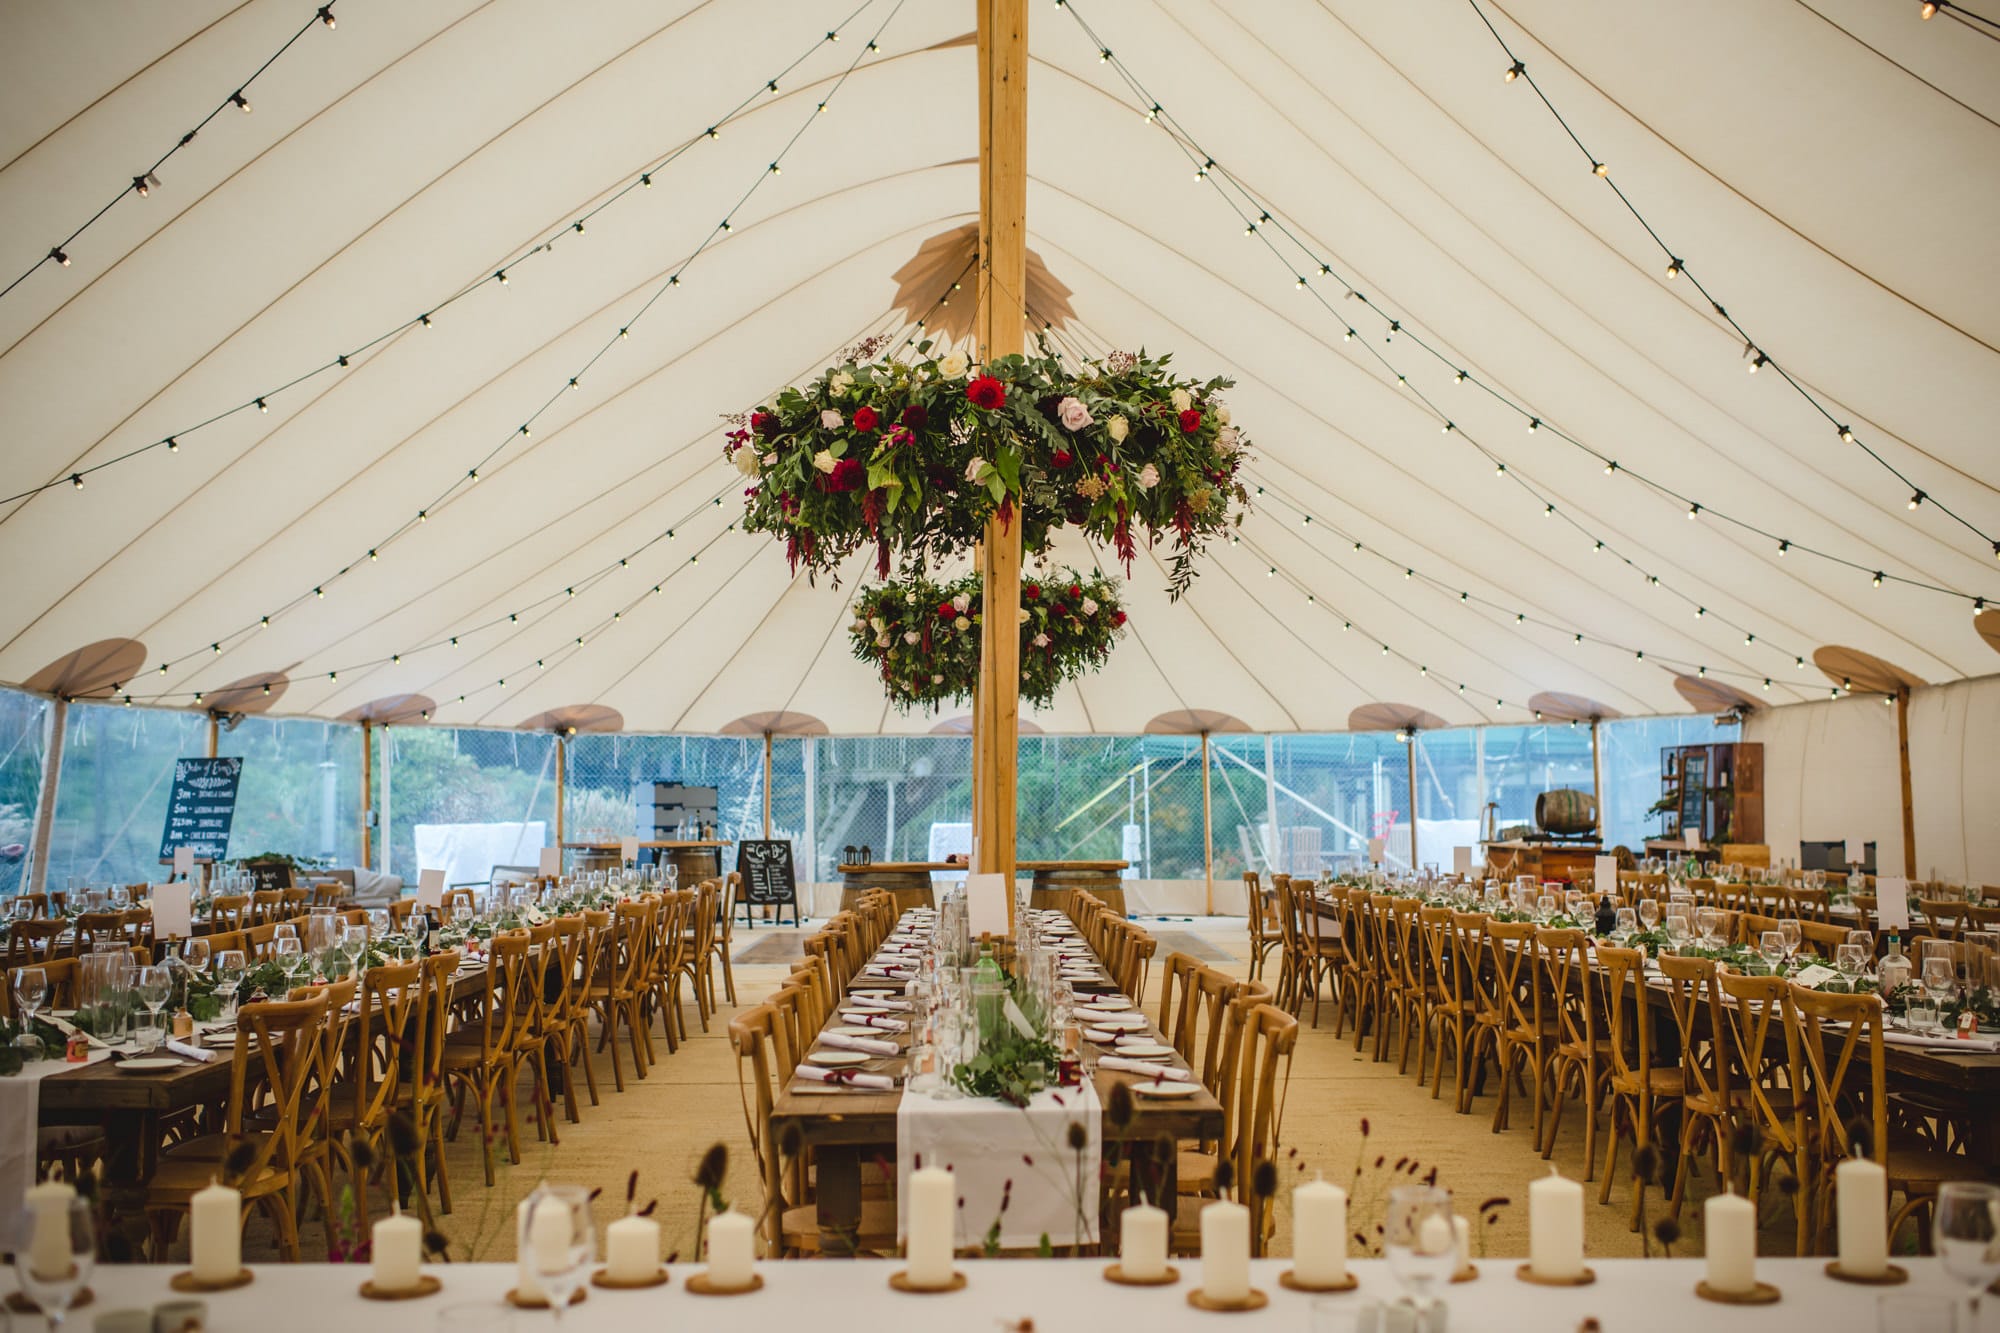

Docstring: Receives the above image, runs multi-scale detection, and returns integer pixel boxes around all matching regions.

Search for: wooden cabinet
[1657,743,1762,847]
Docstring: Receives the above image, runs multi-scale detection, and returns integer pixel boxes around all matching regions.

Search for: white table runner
[0,1049,113,1249]
[897,1079,1101,1250]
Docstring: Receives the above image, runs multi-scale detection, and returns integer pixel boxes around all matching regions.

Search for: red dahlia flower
[966,375,1006,410]
[852,405,879,432]
[1113,611,1127,625]
[900,403,928,428]
[828,457,865,491]
[751,411,778,438]
[1024,585,1040,600]
[1051,449,1073,468]
[1178,408,1203,433]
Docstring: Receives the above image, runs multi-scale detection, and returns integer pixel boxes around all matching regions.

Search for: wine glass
[12,965,48,1059]
[1695,906,1722,949]
[1934,1182,2000,1323]
[1535,894,1558,922]
[1758,931,1786,974]
[931,1007,968,1101]
[1637,898,1660,931]
[1847,930,1875,968]
[1923,957,1957,1010]
[1665,912,1693,954]
[521,1185,593,1326]
[1836,943,1869,979]
[1384,1185,1456,1309]
[214,950,246,1020]
[664,865,679,893]
[13,1196,95,1333]
[132,964,171,1049]
[339,924,370,978]
[273,936,306,990]
[1613,908,1637,943]
[1780,918,1802,963]
[181,937,211,974]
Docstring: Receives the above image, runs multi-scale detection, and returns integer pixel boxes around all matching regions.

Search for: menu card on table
[1876,876,1911,930]
[416,868,445,911]
[151,883,192,940]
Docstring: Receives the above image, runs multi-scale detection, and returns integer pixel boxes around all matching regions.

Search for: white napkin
[1097,1057,1190,1080]
[1083,1028,1119,1043]
[840,1013,908,1033]
[166,1039,216,1063]
[846,995,911,1011]
[793,1064,895,1090]
[1885,1030,2000,1052]
[820,1032,900,1057]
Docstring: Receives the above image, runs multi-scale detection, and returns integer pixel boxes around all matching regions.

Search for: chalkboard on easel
[158,757,243,867]
[734,840,798,927]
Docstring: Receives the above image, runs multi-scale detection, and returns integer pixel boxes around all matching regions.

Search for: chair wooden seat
[1611,1065,1684,1098]
[1887,1145,1991,1187]
[147,1154,292,1205]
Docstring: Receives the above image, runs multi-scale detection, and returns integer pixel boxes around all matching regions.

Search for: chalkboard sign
[158,757,243,865]
[734,840,798,926]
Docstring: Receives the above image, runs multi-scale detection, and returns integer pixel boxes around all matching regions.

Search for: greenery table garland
[848,567,1126,711]
[725,342,1251,595]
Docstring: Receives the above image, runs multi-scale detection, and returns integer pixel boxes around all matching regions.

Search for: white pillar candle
[529,1195,571,1276]
[1527,1169,1584,1281]
[514,1200,545,1303]
[1835,1158,1888,1277]
[1451,1214,1471,1274]
[904,1166,957,1289]
[1119,1203,1168,1281]
[604,1213,660,1283]
[705,1210,755,1290]
[25,1180,75,1278]
[1291,1178,1348,1286]
[186,1179,239,1284]
[370,1206,422,1293]
[1199,1200,1251,1304]
[1704,1189,1758,1294]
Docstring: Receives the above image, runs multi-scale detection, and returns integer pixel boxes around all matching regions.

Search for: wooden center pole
[1406,733,1420,872]
[762,731,774,839]
[360,720,374,870]
[972,0,1027,913]
[1201,731,1215,915]
[1896,688,1916,878]
[1589,717,1605,842]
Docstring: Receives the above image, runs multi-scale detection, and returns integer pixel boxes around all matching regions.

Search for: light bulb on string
[1922,1,1939,16]
[1909,491,1925,509]
[49,248,69,267]
[1504,59,1524,81]
[231,91,252,112]
[316,5,335,27]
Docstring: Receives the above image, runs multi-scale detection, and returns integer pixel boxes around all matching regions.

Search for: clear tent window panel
[48,702,206,890]
[381,727,558,880]
[0,690,50,897]
[215,715,363,867]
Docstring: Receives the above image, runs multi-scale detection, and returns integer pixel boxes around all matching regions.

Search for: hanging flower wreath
[725,339,1250,597]
[848,567,1128,711]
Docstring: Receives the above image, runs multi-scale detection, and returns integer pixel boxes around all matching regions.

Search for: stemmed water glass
[132,964,171,1049]
[521,1185,594,1326]
[1835,943,1870,980]
[1612,908,1637,944]
[1665,912,1693,954]
[1637,898,1661,931]
[1779,918,1802,965]
[1758,931,1786,974]
[214,950,246,1021]
[273,937,306,992]
[181,937,211,974]
[1922,956,1958,1012]
[1934,1181,2000,1325]
[1695,907,1722,950]
[1384,1185,1456,1311]
[13,1196,95,1333]
[12,966,48,1059]
[339,924,369,978]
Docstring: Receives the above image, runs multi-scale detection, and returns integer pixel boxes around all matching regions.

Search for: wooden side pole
[972,0,1027,915]
[1896,688,1916,878]
[762,731,774,839]
[360,720,374,870]
[26,697,67,896]
[555,732,568,852]
[1589,717,1605,842]
[1406,733,1421,871]
[205,713,219,759]
[1201,731,1214,915]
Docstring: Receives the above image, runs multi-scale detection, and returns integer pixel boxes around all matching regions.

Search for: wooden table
[563,839,727,884]
[771,914,1220,1256]
[1483,840,1602,883]
[835,860,1132,916]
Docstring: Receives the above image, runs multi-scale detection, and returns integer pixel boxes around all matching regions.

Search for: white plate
[1114,1042,1174,1059]
[116,1057,181,1074]
[808,1050,870,1067]
[1092,1014,1148,1030]
[829,1026,882,1038]
[1133,1080,1201,1098]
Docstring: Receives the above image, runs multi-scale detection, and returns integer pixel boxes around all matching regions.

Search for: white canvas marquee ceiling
[0,0,1995,736]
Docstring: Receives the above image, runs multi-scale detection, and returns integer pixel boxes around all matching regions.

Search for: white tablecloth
[897,1079,1102,1250]
[3,1259,1979,1332]
[0,1048,114,1249]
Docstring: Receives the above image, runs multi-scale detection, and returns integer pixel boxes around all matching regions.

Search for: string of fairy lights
[114,276,969,714]
[1030,302,1869,709]
[0,4,340,305]
[0,0,890,508]
[88,0,909,701]
[1456,0,1998,556]
[1918,0,2000,44]
[1052,0,1998,602]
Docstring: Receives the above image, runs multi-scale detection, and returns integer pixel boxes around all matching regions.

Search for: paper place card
[1842,839,1857,866]
[1453,846,1472,875]
[620,835,639,864]
[1790,963,1839,989]
[1595,855,1619,899]
[1002,995,1036,1039]
[1682,828,1700,850]
[151,883,192,940]
[538,845,561,876]
[965,872,1010,938]
[416,868,445,911]
[173,845,195,878]
[1876,876,1912,930]
[1367,837,1386,865]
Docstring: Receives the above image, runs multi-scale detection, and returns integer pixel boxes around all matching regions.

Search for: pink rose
[1057,396,1093,431]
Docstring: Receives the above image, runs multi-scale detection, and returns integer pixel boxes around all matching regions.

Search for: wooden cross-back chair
[1337,890,1383,1049]
[1713,972,1810,1251]
[1244,872,1280,983]
[587,899,654,1089]
[1418,906,1474,1106]
[1536,929,1609,1175]
[1595,944,1680,1227]
[442,931,547,1185]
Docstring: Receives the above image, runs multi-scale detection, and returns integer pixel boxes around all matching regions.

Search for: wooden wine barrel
[1535,788,1598,837]
[1026,863,1128,915]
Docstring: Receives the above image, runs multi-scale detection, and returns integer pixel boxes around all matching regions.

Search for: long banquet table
[7,1260,1980,1332]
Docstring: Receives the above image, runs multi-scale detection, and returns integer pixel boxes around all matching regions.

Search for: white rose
[1017,607,1030,623]
[1171,387,1193,414]
[1216,426,1241,455]
[813,449,837,474]
[1033,633,1050,647]
[954,615,970,631]
[906,592,918,604]
[870,617,885,632]
[1107,414,1129,442]
[851,619,869,636]
[1215,403,1231,425]
[1137,463,1160,489]
[952,593,971,613]
[761,451,777,466]
[939,351,969,379]
[932,674,944,684]
[830,370,854,395]
[904,631,920,645]
[1081,597,1099,616]
[965,457,986,483]
[1057,396,1093,431]
[820,409,843,430]
[733,446,761,477]
[875,632,890,647]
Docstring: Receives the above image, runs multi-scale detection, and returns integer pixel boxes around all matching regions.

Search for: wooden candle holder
[1103,1263,1179,1287]
[359,1275,441,1301]
[170,1270,252,1293]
